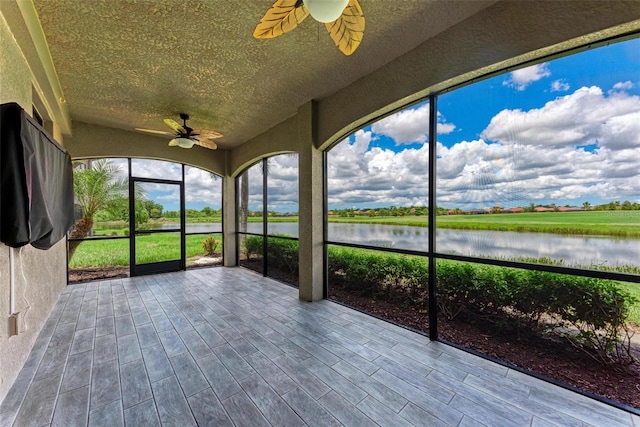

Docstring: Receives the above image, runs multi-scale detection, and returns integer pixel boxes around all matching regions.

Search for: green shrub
[202,237,219,255]
[326,247,636,366]
[544,275,636,366]
[403,257,429,302]
[341,251,384,295]
[267,237,299,274]
[244,236,263,260]
[328,247,429,300]
[435,261,475,320]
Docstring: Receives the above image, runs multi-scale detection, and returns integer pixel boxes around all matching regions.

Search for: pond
[268,222,639,268]
[157,222,640,268]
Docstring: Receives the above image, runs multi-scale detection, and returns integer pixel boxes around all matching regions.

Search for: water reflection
[278,222,638,267]
[161,222,640,267]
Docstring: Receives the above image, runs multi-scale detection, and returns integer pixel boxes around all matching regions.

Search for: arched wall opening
[235,154,300,287]
[68,157,223,282]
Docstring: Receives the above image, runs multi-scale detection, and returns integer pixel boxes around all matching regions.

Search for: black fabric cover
[1,102,74,249]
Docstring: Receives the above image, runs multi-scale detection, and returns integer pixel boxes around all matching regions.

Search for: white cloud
[503,63,551,91]
[438,120,456,134]
[327,85,640,210]
[266,154,299,211]
[598,111,640,149]
[551,79,570,92]
[372,104,430,144]
[613,81,634,90]
[328,131,429,208]
[238,154,300,212]
[132,158,182,180]
[481,86,640,149]
[184,166,222,209]
[371,104,455,145]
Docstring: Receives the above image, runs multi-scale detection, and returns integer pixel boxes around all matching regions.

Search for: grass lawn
[68,233,222,267]
[327,211,640,236]
[616,281,640,326]
[437,211,640,236]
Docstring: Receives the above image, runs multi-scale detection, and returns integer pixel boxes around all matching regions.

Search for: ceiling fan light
[168,137,195,149]
[305,0,348,23]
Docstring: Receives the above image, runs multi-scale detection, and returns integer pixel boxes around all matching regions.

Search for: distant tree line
[590,200,640,211]
[329,206,436,217]
[163,206,221,218]
[326,200,640,217]
[98,200,221,222]
[97,198,164,224]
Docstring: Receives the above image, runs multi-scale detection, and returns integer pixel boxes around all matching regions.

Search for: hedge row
[243,235,299,275]
[244,237,637,365]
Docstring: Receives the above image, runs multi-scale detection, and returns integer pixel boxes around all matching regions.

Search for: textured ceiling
[33,0,495,149]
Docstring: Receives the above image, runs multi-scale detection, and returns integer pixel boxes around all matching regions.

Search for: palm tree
[582,201,591,211]
[240,170,249,233]
[68,160,128,259]
[239,153,297,234]
[239,158,270,234]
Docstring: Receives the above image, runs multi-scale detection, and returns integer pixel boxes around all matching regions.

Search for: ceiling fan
[253,0,365,56]
[136,113,222,150]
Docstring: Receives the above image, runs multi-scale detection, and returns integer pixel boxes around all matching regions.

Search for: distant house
[558,206,582,212]
[507,207,524,213]
[327,210,334,216]
[534,207,555,212]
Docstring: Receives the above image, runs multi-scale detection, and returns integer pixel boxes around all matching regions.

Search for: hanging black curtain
[0,102,74,249]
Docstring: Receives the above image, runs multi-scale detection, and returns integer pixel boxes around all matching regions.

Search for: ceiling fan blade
[135,128,173,136]
[253,0,309,39]
[325,0,365,55]
[195,129,224,139]
[193,137,218,150]
[163,118,186,134]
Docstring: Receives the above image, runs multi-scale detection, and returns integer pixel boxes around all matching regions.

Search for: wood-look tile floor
[1,267,638,426]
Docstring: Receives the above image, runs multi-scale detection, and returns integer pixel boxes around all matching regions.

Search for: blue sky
[367,37,640,152]
[328,36,640,210]
[438,37,640,148]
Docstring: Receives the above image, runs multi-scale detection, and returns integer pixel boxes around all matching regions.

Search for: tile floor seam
[455,380,536,425]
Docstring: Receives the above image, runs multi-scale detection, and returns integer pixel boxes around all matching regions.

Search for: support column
[222,174,237,266]
[297,102,324,301]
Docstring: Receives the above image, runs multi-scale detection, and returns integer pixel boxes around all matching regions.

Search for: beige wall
[228,115,299,177]
[64,121,227,176]
[0,11,68,403]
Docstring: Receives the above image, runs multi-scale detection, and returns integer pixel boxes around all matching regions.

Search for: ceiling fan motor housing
[179,113,194,135]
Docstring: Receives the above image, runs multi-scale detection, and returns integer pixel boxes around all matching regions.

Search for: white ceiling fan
[136,113,222,150]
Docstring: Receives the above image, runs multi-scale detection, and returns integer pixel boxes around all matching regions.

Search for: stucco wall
[0,11,68,403]
[229,114,299,177]
[64,121,227,176]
